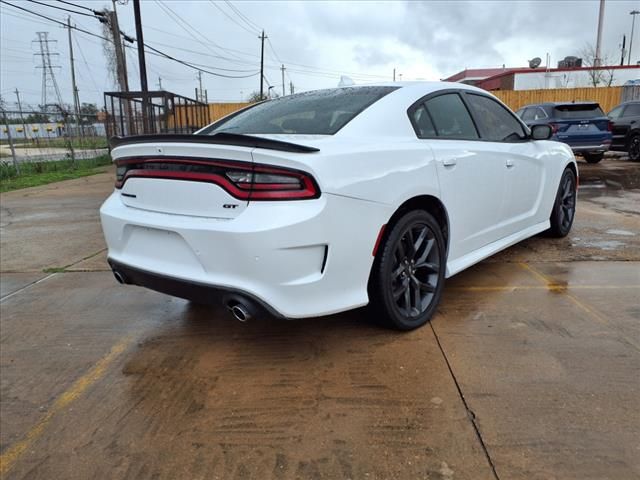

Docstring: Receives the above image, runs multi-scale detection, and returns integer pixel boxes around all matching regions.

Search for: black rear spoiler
[109,132,320,153]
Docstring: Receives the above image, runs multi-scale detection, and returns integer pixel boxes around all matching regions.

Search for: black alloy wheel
[369,210,445,330]
[628,134,640,162]
[549,168,577,237]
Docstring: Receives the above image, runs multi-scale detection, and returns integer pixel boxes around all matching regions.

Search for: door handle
[443,158,457,167]
[506,159,515,168]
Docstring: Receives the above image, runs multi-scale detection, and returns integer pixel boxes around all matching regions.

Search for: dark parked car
[608,101,640,162]
[516,102,612,163]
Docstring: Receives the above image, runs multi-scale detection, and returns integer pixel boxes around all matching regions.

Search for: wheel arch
[375,194,450,262]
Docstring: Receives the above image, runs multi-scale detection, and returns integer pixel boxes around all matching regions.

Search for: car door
[462,92,547,236]
[412,92,508,264]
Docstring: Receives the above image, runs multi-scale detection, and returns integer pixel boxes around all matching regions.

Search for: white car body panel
[100,81,577,318]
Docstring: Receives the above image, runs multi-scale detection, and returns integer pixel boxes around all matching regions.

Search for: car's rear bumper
[100,191,392,318]
[107,258,284,317]
[569,144,610,153]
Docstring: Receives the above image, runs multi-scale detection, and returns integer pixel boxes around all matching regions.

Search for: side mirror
[531,124,553,140]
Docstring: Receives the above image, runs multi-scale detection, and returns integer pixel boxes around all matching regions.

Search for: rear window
[199,86,398,136]
[553,104,605,119]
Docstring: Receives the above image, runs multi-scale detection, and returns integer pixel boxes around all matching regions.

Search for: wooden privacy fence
[493,87,622,113]
[176,87,626,132]
[169,102,251,130]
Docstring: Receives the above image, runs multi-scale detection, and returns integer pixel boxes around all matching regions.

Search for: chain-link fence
[1,110,108,166]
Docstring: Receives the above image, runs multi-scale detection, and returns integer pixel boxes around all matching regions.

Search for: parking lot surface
[1,158,639,479]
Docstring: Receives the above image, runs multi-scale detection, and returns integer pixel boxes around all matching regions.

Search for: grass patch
[0,154,112,193]
[43,267,67,273]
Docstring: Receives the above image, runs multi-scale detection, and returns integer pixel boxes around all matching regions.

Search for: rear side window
[466,94,526,142]
[424,93,478,139]
[521,108,536,122]
[624,103,640,117]
[411,104,436,137]
[199,86,398,136]
[554,104,605,119]
[523,107,547,121]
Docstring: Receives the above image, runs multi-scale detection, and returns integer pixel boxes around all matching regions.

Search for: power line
[207,0,259,36]
[224,0,262,32]
[26,0,95,18]
[1,0,258,80]
[54,0,96,13]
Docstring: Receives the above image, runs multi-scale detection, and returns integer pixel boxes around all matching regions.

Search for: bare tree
[580,44,616,87]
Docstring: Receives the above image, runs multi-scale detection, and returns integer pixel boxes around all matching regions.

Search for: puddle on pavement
[571,239,627,250]
[578,161,640,200]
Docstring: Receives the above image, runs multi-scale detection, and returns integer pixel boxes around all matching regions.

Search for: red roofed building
[444,65,640,91]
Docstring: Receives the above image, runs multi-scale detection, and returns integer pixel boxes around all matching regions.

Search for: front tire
[548,168,577,238]
[582,152,603,164]
[369,210,446,330]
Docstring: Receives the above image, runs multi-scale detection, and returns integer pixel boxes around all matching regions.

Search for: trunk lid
[112,141,254,219]
[110,134,322,219]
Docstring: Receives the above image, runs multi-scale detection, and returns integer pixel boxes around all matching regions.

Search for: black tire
[628,134,640,162]
[369,210,446,330]
[548,168,577,238]
[582,152,603,164]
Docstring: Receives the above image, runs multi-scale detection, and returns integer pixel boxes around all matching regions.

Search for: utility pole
[289,81,294,95]
[108,6,129,92]
[157,76,162,90]
[393,68,396,81]
[259,30,266,100]
[66,16,82,134]
[14,89,29,142]
[133,0,150,133]
[630,10,640,65]
[594,0,605,67]
[621,35,627,66]
[281,64,286,96]
[196,70,204,101]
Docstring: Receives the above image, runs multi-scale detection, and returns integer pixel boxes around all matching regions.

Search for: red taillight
[115,158,319,201]
[549,122,559,134]
[607,121,613,132]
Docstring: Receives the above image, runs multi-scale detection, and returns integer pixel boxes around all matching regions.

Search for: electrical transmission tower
[33,32,63,112]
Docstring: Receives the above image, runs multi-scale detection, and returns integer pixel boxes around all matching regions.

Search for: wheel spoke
[415,261,438,273]
[392,264,404,279]
[403,283,411,310]
[416,238,434,264]
[413,227,428,258]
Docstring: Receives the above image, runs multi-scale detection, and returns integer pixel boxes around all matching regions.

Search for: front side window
[465,94,526,142]
[424,93,479,139]
[198,86,398,136]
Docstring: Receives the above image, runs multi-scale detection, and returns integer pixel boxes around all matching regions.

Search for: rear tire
[369,210,446,331]
[628,134,640,162]
[582,152,603,164]
[548,168,577,238]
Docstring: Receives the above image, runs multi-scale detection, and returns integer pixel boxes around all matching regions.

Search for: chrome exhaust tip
[227,302,252,322]
[113,270,126,284]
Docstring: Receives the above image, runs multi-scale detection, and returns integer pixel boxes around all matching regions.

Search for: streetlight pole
[629,10,640,65]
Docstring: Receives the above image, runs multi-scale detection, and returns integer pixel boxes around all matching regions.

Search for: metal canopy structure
[103,90,210,137]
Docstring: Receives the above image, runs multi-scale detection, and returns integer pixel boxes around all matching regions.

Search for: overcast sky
[1,0,638,110]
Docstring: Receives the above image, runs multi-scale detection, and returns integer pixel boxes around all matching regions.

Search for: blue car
[516,102,612,163]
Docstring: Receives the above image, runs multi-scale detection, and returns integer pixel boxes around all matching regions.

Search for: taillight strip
[115,157,320,201]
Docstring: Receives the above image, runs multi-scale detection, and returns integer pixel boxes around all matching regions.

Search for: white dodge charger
[100,82,577,330]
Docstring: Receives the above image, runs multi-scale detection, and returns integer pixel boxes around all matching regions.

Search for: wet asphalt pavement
[1,156,639,479]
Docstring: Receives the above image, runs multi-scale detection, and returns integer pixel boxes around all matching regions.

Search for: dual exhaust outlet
[111,268,256,322]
